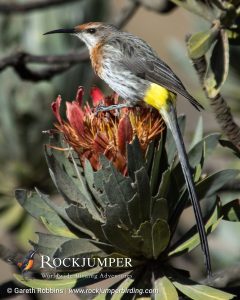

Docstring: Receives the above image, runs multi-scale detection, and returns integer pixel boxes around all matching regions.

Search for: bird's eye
[87,28,96,34]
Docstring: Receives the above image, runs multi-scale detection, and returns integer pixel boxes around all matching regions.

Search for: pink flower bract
[51,86,165,175]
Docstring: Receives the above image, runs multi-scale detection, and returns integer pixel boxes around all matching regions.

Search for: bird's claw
[94,103,132,116]
[94,105,109,115]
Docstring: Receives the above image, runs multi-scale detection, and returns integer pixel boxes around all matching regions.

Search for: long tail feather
[160,103,212,276]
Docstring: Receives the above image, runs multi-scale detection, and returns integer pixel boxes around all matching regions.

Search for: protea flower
[51,86,164,175]
[12,87,239,299]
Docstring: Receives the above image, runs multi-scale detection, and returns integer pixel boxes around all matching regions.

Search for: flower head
[52,86,165,174]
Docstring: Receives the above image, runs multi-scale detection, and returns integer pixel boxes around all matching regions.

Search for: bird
[44,22,211,276]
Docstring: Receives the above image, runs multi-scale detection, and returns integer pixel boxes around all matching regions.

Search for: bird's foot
[94,103,131,115]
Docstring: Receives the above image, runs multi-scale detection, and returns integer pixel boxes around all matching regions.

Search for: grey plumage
[105,31,204,110]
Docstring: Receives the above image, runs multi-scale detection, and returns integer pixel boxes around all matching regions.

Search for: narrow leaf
[15,189,77,238]
[205,29,229,98]
[14,267,102,289]
[170,0,215,21]
[173,134,220,189]
[190,116,203,149]
[40,217,77,239]
[155,276,178,300]
[187,27,219,59]
[196,169,240,199]
[151,197,168,222]
[169,199,221,256]
[222,199,240,222]
[135,167,152,221]
[127,136,145,181]
[173,281,235,300]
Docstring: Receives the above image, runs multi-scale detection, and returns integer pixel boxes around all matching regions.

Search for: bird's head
[44,22,118,50]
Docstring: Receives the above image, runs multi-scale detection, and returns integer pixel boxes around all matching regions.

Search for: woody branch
[0,0,139,82]
[190,55,240,151]
[0,0,81,13]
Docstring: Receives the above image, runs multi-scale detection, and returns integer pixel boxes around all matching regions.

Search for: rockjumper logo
[41,256,132,269]
[8,249,38,278]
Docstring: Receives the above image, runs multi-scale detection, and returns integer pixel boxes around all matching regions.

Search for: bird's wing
[116,37,203,110]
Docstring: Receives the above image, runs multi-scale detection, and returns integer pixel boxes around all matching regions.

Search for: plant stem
[191,55,240,150]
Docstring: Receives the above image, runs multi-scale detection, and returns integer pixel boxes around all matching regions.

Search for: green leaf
[222,199,240,222]
[170,0,215,21]
[15,189,77,239]
[84,159,108,208]
[103,166,135,227]
[105,204,131,232]
[54,238,102,259]
[103,160,135,207]
[127,136,145,181]
[196,169,240,199]
[173,281,235,300]
[156,169,171,199]
[155,276,178,300]
[135,219,170,259]
[31,232,71,258]
[65,204,107,242]
[127,193,143,229]
[184,133,219,167]
[187,27,219,59]
[102,219,142,256]
[45,142,101,220]
[169,199,221,256]
[173,134,220,188]
[176,169,240,210]
[145,141,155,175]
[87,157,108,196]
[189,134,220,167]
[40,216,77,239]
[194,163,202,182]
[151,197,168,222]
[111,275,136,300]
[190,116,203,149]
[135,167,151,221]
[170,170,239,234]
[152,219,170,259]
[14,267,102,289]
[35,189,91,239]
[90,240,116,255]
[150,137,164,195]
[205,29,229,98]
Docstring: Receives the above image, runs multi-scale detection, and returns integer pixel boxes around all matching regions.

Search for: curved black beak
[43,28,76,35]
